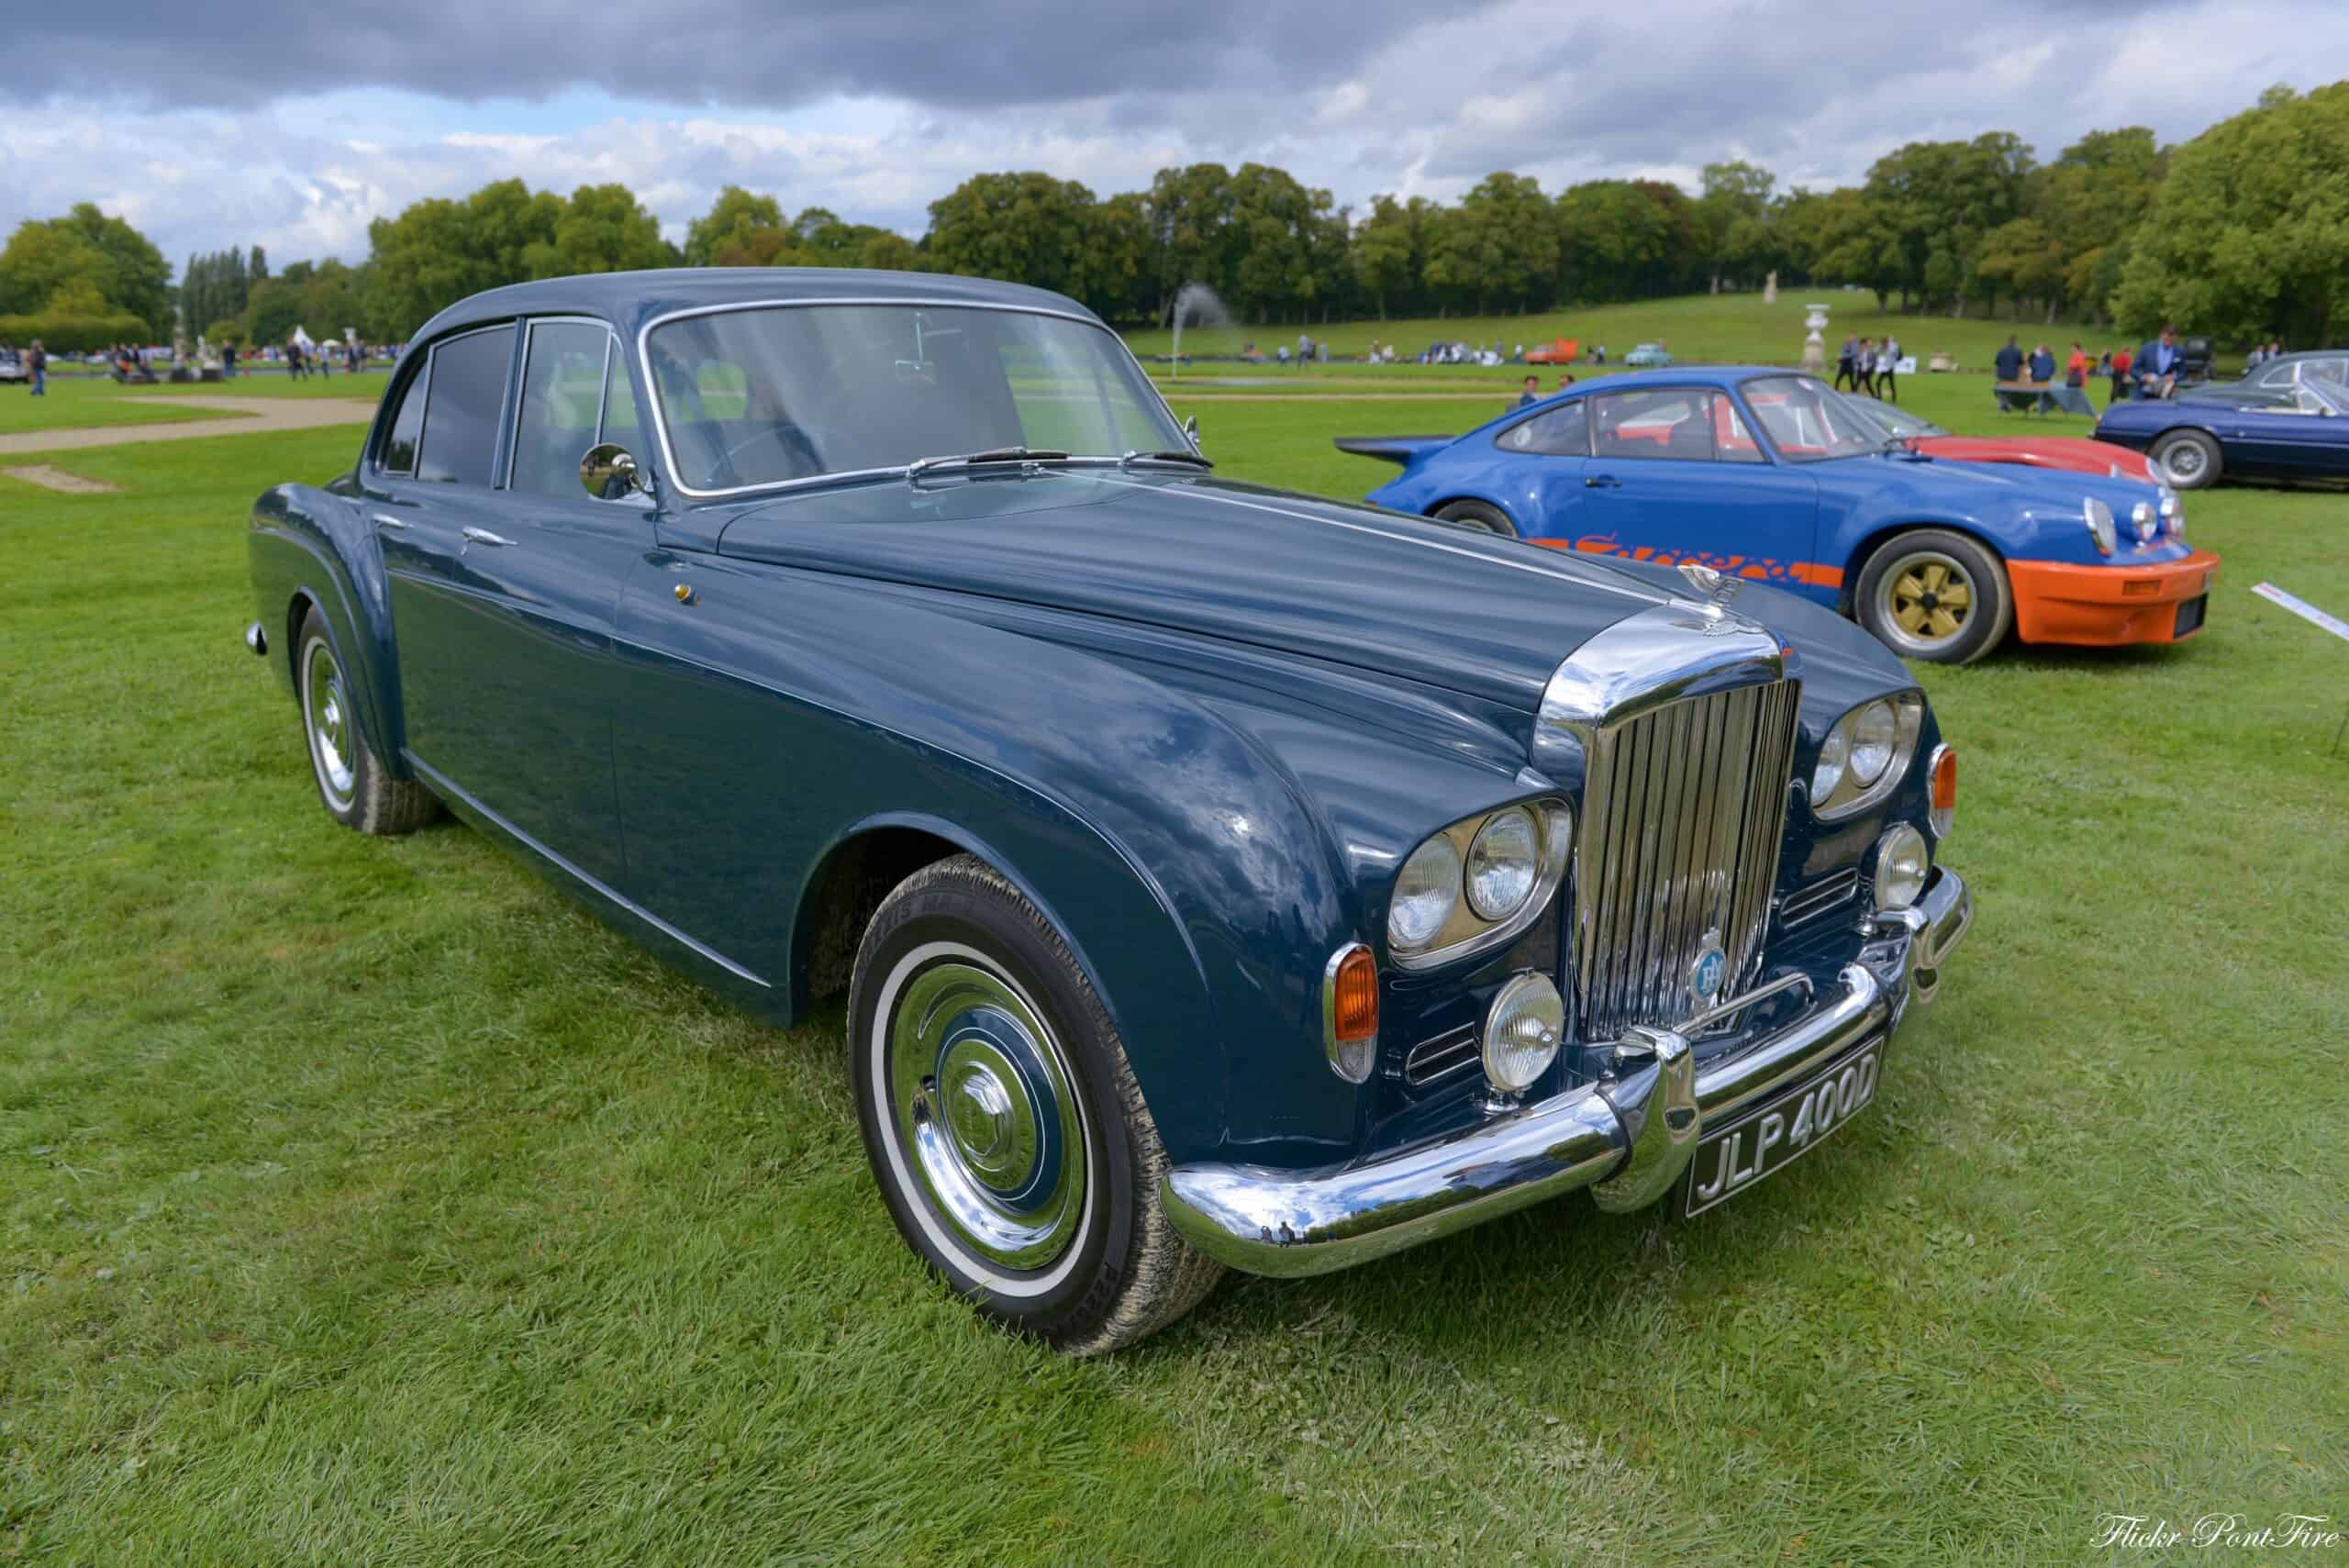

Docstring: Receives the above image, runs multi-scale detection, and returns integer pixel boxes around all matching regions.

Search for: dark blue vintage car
[2094,373,2349,489]
[1343,367,2218,662]
[245,272,1970,1351]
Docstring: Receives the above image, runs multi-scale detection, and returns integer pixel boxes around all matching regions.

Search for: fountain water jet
[1167,282,1230,380]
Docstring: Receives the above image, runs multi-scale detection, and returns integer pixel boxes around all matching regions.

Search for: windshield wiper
[1119,449,1214,470]
[904,446,1069,481]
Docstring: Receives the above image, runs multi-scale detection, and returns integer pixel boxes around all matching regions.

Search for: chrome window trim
[506,315,622,494]
[632,296,1186,501]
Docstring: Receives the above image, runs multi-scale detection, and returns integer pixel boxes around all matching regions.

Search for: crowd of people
[1831,334,1905,400]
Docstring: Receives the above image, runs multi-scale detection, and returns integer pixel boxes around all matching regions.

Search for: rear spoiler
[1330,434,1456,467]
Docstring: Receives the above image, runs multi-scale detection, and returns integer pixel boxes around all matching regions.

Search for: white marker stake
[2254,583,2349,752]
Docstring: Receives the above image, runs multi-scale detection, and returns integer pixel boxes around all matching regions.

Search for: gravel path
[0,396,375,456]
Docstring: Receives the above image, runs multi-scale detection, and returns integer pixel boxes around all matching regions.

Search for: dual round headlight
[2159,487,2184,539]
[1388,805,1565,960]
[2131,499,2158,544]
[1812,697,1898,801]
[1389,835,1463,950]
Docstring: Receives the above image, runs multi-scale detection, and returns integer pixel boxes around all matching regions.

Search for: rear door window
[1497,401,1587,456]
[1590,388,1714,461]
[417,326,516,486]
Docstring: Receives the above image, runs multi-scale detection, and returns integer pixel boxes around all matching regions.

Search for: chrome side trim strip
[403,753,771,989]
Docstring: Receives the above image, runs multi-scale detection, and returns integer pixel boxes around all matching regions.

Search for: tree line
[2,80,2341,353]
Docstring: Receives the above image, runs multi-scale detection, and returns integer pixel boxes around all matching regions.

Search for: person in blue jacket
[2135,325,2185,399]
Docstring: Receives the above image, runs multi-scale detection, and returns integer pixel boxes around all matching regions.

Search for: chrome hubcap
[887,958,1086,1273]
[2164,440,2206,479]
[303,639,356,809]
[1877,551,1976,654]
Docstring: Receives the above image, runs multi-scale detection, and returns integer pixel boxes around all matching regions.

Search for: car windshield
[643,303,1187,494]
[1836,392,1948,442]
[1739,374,1885,461]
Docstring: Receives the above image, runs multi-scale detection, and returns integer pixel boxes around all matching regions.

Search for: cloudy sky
[2,0,2341,268]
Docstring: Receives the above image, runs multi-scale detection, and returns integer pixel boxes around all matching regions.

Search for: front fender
[248,483,410,775]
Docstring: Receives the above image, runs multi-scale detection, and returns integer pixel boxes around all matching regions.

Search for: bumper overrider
[1163,865,1972,1277]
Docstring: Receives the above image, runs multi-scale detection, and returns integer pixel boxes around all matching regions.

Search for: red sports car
[1842,393,2154,480]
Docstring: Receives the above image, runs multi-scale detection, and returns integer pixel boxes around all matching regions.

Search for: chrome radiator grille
[1573,680,1800,1039]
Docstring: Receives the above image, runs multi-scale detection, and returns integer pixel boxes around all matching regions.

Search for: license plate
[1680,1039,1884,1217]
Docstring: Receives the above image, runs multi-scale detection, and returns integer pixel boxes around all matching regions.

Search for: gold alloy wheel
[1879,550,1976,654]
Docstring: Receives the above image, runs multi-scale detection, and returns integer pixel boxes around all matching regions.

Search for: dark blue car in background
[2095,373,2349,489]
[1342,367,2217,663]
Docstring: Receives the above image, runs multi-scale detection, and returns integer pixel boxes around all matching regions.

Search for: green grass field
[3,387,2344,1562]
[1127,290,2154,381]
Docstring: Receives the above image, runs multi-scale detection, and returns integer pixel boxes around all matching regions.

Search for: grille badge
[1689,929,1728,1006]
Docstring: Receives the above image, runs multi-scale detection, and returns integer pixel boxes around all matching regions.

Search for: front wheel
[1432,498,1518,538]
[850,855,1222,1353]
[1854,529,2013,665]
[2150,428,2221,490]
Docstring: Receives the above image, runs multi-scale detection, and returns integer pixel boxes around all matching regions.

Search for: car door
[1579,385,1820,583]
[1488,398,1591,539]
[368,317,633,886]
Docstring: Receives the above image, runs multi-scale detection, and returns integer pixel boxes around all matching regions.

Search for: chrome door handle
[372,513,411,530]
[1585,473,1621,489]
[461,526,515,547]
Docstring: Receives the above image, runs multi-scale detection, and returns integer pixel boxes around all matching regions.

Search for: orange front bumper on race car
[2007,550,2221,647]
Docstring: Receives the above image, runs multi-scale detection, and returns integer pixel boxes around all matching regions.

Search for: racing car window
[1497,400,1586,456]
[1589,389,1713,461]
[1712,395,1765,462]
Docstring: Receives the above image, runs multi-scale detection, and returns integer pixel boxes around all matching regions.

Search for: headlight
[1847,699,1898,785]
[2084,496,2115,556]
[1811,694,1926,820]
[1873,823,1930,911]
[1465,807,1540,921]
[1810,723,1849,801]
[1388,835,1462,951]
[2130,499,2157,543]
[2160,487,2184,539]
[1387,800,1572,969]
[1482,972,1564,1095]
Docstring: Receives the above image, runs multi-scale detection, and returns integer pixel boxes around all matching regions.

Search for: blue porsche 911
[1338,367,2217,664]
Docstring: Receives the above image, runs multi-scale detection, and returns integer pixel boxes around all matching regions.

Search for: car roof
[406,267,1103,349]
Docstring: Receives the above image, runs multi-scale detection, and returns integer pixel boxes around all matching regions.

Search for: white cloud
[0,0,2340,269]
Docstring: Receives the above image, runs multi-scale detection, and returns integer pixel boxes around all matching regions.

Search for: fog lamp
[2131,500,2157,543]
[1482,972,1564,1095]
[1874,823,1930,911]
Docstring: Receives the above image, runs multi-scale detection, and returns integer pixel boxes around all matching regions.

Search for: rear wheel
[1854,529,2012,665]
[295,606,438,834]
[850,854,1222,1353]
[1432,498,1518,538]
[2150,428,2221,490]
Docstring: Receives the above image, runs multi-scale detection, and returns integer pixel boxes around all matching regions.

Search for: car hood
[711,468,1691,714]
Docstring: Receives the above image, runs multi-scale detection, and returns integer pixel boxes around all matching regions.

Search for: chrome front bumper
[1163,865,1972,1277]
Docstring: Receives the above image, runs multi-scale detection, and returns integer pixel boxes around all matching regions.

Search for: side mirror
[581,442,650,500]
[1183,413,1200,449]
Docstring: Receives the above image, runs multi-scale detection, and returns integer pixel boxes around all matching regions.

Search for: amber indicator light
[1931,748,1958,813]
[1331,947,1379,1042]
